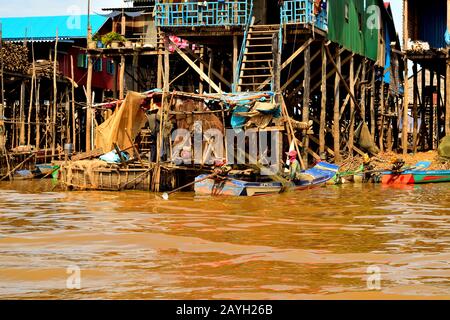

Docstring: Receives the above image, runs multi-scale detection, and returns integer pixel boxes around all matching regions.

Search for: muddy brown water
[0,180,449,299]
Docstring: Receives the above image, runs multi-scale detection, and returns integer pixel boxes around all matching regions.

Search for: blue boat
[194,162,339,197]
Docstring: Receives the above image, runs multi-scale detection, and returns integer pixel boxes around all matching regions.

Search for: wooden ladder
[237,24,278,92]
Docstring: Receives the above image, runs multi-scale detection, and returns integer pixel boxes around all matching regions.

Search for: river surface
[0,180,449,299]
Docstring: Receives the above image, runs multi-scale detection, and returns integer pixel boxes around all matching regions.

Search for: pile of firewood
[0,42,30,73]
[29,59,60,78]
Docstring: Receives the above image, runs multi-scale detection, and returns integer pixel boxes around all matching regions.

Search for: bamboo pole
[413,62,419,153]
[19,80,25,146]
[119,54,125,99]
[35,80,40,150]
[199,46,204,93]
[379,79,385,152]
[70,55,76,151]
[370,65,376,139]
[302,44,311,165]
[402,54,410,154]
[361,59,367,122]
[333,48,341,163]
[348,56,355,155]
[319,43,327,155]
[51,30,59,157]
[27,41,36,147]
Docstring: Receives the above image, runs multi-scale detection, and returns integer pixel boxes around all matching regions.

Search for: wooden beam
[370,65,376,139]
[340,59,362,118]
[310,54,353,93]
[348,56,355,154]
[412,62,418,151]
[319,43,327,155]
[183,45,231,88]
[256,39,314,91]
[281,50,320,91]
[302,44,311,164]
[170,40,222,94]
[333,47,341,162]
[280,38,314,70]
[402,55,409,154]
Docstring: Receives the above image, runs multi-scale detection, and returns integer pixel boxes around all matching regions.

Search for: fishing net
[438,136,450,159]
[95,91,147,153]
[356,122,380,155]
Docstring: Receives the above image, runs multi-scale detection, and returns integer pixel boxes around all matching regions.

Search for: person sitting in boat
[390,157,405,173]
[286,150,301,181]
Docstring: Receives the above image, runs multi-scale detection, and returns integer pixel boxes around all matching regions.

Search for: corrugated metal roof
[0,14,108,41]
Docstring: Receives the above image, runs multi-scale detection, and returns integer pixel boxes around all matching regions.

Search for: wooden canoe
[194,162,339,197]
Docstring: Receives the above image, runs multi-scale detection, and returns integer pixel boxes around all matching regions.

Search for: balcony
[281,0,328,31]
[154,1,251,28]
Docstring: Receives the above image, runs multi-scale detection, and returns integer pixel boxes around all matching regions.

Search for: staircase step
[247,44,273,48]
[248,37,274,41]
[243,59,273,63]
[245,52,273,55]
[240,74,271,78]
[240,83,272,86]
[249,30,278,34]
[242,67,272,71]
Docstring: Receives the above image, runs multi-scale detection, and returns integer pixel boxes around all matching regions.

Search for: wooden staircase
[237,24,279,92]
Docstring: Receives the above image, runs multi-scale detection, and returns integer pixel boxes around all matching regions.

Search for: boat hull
[195,162,339,197]
[381,170,450,185]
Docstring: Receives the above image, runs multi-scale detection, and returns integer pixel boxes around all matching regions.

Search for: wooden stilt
[333,47,341,163]
[402,56,409,154]
[19,80,25,146]
[70,55,76,151]
[199,46,204,93]
[233,35,238,88]
[412,62,418,152]
[27,41,36,147]
[446,57,450,135]
[348,55,355,155]
[52,31,58,157]
[86,53,93,152]
[379,79,385,152]
[370,65,376,139]
[119,54,125,100]
[360,59,366,122]
[302,44,311,164]
[35,79,41,150]
[319,43,327,155]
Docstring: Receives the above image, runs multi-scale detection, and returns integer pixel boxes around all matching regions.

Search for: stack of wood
[0,42,30,73]
[28,60,60,78]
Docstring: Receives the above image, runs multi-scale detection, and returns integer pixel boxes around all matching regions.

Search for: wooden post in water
[302,43,311,165]
[19,80,26,146]
[379,78,385,152]
[319,43,327,155]
[360,59,366,122]
[35,79,40,150]
[86,46,93,151]
[348,55,355,155]
[446,1,450,136]
[370,65,376,140]
[70,55,76,152]
[412,62,418,152]
[402,55,409,154]
[333,47,341,163]
[52,30,58,157]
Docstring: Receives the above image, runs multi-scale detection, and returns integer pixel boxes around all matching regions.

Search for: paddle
[162,173,217,200]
